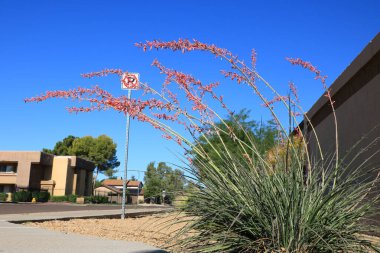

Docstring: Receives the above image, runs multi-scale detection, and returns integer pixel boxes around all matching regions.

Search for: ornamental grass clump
[26,39,379,252]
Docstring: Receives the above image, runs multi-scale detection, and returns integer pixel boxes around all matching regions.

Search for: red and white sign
[121,73,140,90]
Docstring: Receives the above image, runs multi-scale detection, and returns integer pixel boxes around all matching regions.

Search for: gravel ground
[26,212,191,251]
[26,214,380,252]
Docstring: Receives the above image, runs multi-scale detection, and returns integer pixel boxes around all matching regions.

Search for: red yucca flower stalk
[25,39,379,253]
[286,57,339,181]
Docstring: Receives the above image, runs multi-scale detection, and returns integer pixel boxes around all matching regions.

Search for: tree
[70,135,120,180]
[144,162,186,203]
[193,109,277,167]
[103,168,119,178]
[43,135,77,155]
[95,180,103,188]
[43,134,120,180]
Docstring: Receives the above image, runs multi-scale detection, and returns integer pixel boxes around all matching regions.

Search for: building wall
[0,152,49,189]
[85,170,93,196]
[43,165,52,181]
[75,168,86,196]
[51,156,71,196]
[65,159,75,196]
[0,174,16,185]
[0,152,95,197]
[305,33,380,229]
[306,34,380,171]
[308,75,380,162]
[29,164,45,191]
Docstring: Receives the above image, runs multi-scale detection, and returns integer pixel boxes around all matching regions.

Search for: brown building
[94,179,144,204]
[0,151,95,197]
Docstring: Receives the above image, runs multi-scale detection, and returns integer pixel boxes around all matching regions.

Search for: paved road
[0,207,170,222]
[0,202,162,215]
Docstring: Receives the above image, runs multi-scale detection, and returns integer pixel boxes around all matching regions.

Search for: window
[0,184,14,193]
[0,163,17,173]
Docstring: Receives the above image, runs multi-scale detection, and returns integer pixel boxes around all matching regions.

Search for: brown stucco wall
[0,152,95,196]
[75,168,86,196]
[0,151,54,189]
[51,156,71,196]
[85,170,93,196]
[306,33,380,166]
[0,174,16,184]
[29,164,45,190]
[304,33,380,229]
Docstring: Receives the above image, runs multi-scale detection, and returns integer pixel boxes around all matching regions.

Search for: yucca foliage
[26,39,380,252]
[178,139,380,252]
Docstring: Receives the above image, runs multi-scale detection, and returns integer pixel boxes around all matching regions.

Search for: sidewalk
[0,220,166,253]
[0,207,170,253]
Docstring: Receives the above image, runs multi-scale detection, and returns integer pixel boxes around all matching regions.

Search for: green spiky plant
[136,40,380,253]
[26,39,380,252]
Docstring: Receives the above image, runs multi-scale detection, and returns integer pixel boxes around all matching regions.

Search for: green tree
[193,109,277,166]
[43,134,120,180]
[103,168,119,178]
[95,179,103,188]
[43,135,77,155]
[144,162,186,203]
[70,135,120,180]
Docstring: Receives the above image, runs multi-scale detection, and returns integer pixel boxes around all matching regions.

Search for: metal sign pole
[121,89,132,219]
[120,72,139,220]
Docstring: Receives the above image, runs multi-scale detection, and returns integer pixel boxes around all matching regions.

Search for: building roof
[102,179,142,187]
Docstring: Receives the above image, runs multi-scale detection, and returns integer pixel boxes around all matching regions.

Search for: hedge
[89,195,108,204]
[31,191,50,202]
[13,191,32,202]
[50,195,68,202]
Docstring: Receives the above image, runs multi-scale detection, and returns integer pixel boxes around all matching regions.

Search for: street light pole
[121,89,132,219]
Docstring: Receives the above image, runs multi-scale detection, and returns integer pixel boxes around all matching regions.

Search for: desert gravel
[26,212,190,251]
[25,214,380,252]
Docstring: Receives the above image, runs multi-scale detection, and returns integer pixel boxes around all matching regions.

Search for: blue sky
[0,0,379,181]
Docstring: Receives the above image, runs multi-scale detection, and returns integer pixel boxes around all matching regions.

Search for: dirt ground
[26,212,190,250]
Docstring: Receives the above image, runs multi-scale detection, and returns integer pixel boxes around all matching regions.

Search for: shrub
[50,195,68,202]
[26,191,50,202]
[68,194,77,203]
[84,196,92,203]
[0,193,7,201]
[13,191,32,202]
[90,195,108,204]
[37,191,50,202]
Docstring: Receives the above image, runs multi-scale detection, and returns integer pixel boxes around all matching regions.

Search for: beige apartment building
[0,151,95,197]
